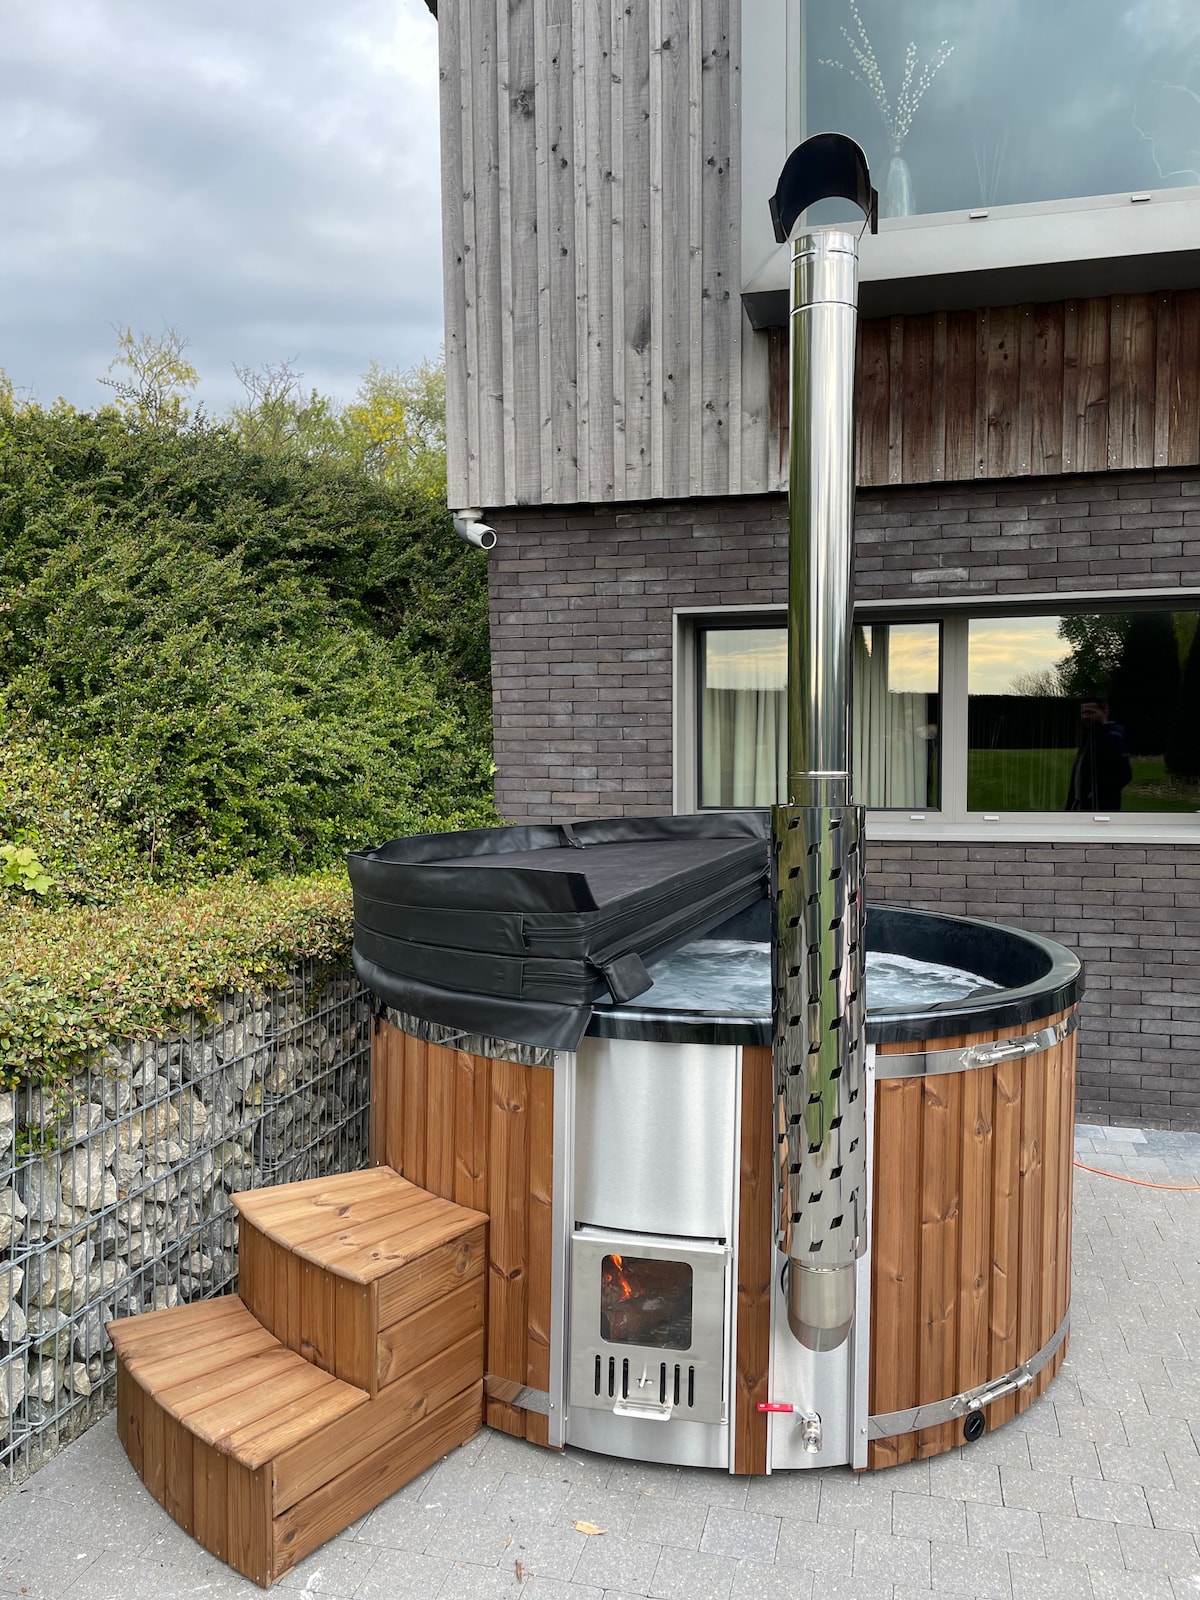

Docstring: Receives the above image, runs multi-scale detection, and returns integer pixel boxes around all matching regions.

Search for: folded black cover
[349,813,770,1050]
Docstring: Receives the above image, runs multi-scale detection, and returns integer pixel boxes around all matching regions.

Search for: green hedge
[0,872,356,1091]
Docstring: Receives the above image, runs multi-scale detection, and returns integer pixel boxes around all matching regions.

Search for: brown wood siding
[371,1022,556,1448]
[867,1013,1076,1467]
[769,290,1200,490]
[733,1044,773,1474]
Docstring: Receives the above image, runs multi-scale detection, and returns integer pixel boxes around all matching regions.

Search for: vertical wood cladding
[868,1020,1075,1466]
[370,1025,555,1446]
[440,0,771,510]
[767,291,1200,491]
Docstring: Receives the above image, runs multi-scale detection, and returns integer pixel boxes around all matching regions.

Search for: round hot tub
[368,900,1081,1473]
[583,901,1082,1468]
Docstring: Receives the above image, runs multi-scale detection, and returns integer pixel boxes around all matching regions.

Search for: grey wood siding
[440,0,777,508]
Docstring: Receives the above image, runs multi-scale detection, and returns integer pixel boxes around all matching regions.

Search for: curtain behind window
[700,630,786,806]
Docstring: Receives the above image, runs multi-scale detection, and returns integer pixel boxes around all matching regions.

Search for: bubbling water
[627,939,998,1016]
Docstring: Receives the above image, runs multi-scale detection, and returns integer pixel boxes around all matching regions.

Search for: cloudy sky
[0,0,444,414]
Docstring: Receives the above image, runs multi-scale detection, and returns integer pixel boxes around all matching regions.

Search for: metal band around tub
[875,1011,1078,1081]
[867,1308,1070,1439]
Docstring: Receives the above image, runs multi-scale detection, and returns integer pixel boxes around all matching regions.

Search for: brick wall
[487,467,1200,1128]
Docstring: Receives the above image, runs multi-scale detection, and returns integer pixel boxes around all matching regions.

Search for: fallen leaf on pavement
[573,1520,606,1536]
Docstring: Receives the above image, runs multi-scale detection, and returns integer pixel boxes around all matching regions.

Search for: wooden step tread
[232,1168,487,1286]
[107,1296,369,1469]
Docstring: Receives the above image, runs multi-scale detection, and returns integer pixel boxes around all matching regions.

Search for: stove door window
[600,1254,693,1350]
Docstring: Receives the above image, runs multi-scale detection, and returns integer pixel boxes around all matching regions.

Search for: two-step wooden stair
[107,1168,487,1588]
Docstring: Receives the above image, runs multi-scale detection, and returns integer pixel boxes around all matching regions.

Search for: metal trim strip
[485,1375,552,1416]
[867,1309,1070,1438]
[875,1012,1078,1081]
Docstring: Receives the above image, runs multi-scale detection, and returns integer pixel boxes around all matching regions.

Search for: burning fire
[606,1253,635,1302]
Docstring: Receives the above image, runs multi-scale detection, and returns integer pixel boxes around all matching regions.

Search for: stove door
[569,1230,729,1426]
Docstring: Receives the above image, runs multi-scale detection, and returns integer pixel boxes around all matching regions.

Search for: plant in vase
[820,0,954,218]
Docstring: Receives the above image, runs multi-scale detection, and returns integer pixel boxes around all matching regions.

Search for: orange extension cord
[1073,1159,1200,1192]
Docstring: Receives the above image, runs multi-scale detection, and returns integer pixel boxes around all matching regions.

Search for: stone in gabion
[59,1151,119,1214]
[1,1354,28,1432]
[0,1187,27,1252]
[73,1302,113,1361]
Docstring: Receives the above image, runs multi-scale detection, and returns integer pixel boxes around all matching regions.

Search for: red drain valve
[756,1402,795,1413]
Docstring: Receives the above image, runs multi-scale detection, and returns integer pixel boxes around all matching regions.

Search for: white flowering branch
[1132,74,1200,186]
[820,0,953,147]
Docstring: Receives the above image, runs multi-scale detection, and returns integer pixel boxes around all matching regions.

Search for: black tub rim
[587,903,1082,1047]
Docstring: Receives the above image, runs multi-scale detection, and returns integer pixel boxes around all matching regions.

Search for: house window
[803,0,1200,221]
[691,603,1200,829]
[696,620,941,810]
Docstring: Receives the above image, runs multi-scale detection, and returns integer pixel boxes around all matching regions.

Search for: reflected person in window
[1065,696,1132,812]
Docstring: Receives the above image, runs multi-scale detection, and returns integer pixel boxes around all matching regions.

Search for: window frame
[674,590,1200,844]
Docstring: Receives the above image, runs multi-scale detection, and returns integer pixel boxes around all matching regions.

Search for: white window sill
[868,815,1200,847]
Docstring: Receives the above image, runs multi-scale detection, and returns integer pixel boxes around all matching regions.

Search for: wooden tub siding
[868,1012,1076,1467]
[734,1044,774,1474]
[371,1020,556,1446]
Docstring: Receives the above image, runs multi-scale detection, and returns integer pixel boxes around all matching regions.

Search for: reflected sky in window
[968,616,1068,694]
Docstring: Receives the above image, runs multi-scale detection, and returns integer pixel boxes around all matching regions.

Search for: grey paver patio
[1,1125,1197,1600]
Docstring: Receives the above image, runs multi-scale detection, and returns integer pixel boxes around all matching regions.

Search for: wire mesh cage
[0,961,371,1485]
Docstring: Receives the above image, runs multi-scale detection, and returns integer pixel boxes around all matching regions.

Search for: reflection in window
[853,622,940,809]
[699,629,786,807]
[698,622,941,809]
[803,0,1200,223]
[967,611,1200,814]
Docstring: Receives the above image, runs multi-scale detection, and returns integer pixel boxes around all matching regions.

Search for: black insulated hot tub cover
[348,813,771,1051]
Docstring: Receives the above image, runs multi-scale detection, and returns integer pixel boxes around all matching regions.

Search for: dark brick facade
[487,468,1200,1129]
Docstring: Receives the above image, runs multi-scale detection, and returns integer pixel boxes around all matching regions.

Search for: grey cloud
[0,0,444,411]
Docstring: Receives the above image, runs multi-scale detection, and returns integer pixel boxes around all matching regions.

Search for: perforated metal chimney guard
[769,139,875,1358]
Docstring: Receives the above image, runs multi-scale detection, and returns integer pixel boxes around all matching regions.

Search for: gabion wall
[0,962,371,1485]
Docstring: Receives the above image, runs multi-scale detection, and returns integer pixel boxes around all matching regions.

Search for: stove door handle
[612,1396,673,1422]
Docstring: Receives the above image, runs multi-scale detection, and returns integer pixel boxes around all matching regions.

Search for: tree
[229,359,343,458]
[1107,612,1182,755]
[99,326,199,426]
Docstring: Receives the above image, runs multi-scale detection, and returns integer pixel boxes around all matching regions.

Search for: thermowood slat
[424,1045,457,1202]
[1077,297,1111,474]
[734,1045,772,1475]
[402,1033,427,1187]
[454,1048,490,1212]
[985,305,1020,479]
[546,5,579,505]
[700,0,733,498]
[943,310,978,483]
[193,1438,229,1564]
[957,1062,995,1396]
[272,1383,484,1582]
[125,1326,280,1393]
[1013,1060,1045,1419]
[487,1059,530,1426]
[107,1295,244,1356]
[989,1061,1023,1429]
[1168,289,1200,465]
[1031,303,1065,475]
[333,1280,378,1394]
[117,1365,143,1477]
[870,1077,923,1467]
[525,1063,555,1448]
[901,314,935,484]
[225,1458,272,1589]
[917,1073,961,1458]
[274,1334,484,1514]
[163,1412,195,1535]
[1040,1042,1063,1355]
[622,0,653,500]
[377,1279,485,1389]
[855,321,890,488]
[369,1016,386,1167]
[1015,305,1035,474]
[298,1256,336,1375]
[376,1229,488,1329]
[141,1385,166,1504]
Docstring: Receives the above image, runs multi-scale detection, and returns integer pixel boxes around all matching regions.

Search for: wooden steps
[107,1169,487,1588]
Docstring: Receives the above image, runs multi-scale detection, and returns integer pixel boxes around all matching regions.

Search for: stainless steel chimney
[769,143,874,1354]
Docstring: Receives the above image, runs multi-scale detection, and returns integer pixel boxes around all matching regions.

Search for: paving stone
[1096,1443,1176,1489]
[1054,1405,1129,1446]
[963,1428,1034,1469]
[275,1540,380,1595]
[605,1462,680,1498]
[493,1474,570,1525]
[775,1518,854,1576]
[439,1561,528,1599]
[742,1470,821,1518]
[1115,1524,1200,1578]
[627,1498,708,1551]
[508,1522,590,1582]
[556,1452,615,1494]
[1026,1437,1102,1478]
[647,1544,737,1599]
[730,1563,815,1600]
[1072,1475,1152,1524]
[698,1508,780,1565]
[964,1502,1046,1556]
[1145,1485,1200,1532]
[1009,1397,1061,1437]
[851,1528,932,1585]
[891,1491,967,1544]
[817,1473,895,1533]
[572,1534,662,1594]
[1038,1510,1123,1568]
[554,1487,643,1538]
[425,1504,525,1566]
[1007,1552,1092,1600]
[355,1499,447,1551]
[1089,1567,1176,1600]
[672,1470,749,1510]
[999,1468,1077,1516]
[522,1580,602,1600]
[926,1456,1003,1505]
